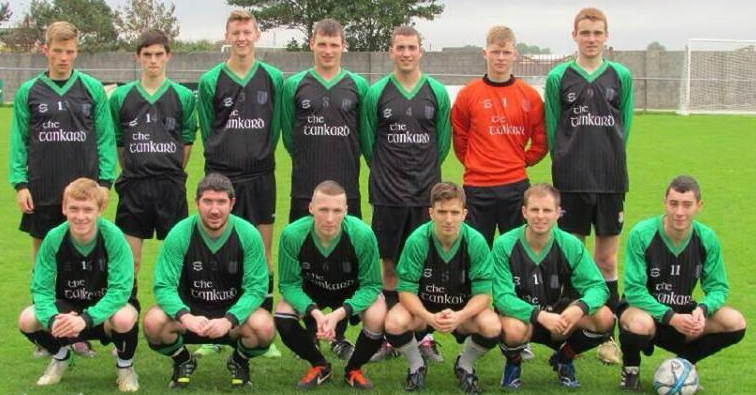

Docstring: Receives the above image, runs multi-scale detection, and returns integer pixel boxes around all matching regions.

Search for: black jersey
[298,229,360,303]
[417,236,472,312]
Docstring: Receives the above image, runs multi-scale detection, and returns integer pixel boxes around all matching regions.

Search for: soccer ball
[653,358,699,395]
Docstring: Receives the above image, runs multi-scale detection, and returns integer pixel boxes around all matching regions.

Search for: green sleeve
[557,229,609,314]
[343,217,382,315]
[466,225,493,296]
[350,72,370,159]
[81,74,116,186]
[153,218,193,319]
[623,221,673,322]
[227,218,269,324]
[396,224,430,295]
[544,63,568,155]
[427,77,452,164]
[491,232,538,323]
[613,62,634,145]
[108,84,129,147]
[281,71,306,155]
[84,219,134,326]
[197,65,221,143]
[697,224,729,315]
[359,76,390,165]
[9,80,33,188]
[31,224,67,329]
[174,82,198,144]
[278,220,315,314]
[260,63,284,151]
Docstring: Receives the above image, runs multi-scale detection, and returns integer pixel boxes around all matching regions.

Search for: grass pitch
[0,108,754,394]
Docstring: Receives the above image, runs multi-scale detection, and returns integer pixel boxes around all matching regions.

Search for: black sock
[111,322,139,361]
[385,330,414,349]
[148,335,190,364]
[335,318,348,341]
[345,328,384,372]
[619,329,652,367]
[262,274,274,313]
[560,329,610,363]
[275,313,327,366]
[21,329,62,355]
[678,329,746,364]
[500,343,525,364]
[383,289,399,309]
[606,280,619,314]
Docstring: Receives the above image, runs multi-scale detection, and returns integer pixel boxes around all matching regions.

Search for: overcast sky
[6,0,755,54]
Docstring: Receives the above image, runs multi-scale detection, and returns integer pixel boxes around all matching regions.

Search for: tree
[28,0,119,51]
[646,41,666,51]
[1,14,41,52]
[115,0,180,47]
[516,42,551,55]
[0,2,11,26]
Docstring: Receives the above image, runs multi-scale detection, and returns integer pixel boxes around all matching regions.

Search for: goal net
[678,39,756,115]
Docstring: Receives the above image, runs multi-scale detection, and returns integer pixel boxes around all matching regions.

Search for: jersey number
[670,265,681,276]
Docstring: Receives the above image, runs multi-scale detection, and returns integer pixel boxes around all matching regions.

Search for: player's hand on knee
[180,314,210,335]
[311,309,329,339]
[204,318,233,338]
[322,308,346,341]
[538,311,568,334]
[670,313,699,337]
[691,307,706,336]
[431,311,456,333]
[16,188,34,214]
[51,313,86,338]
[559,305,585,335]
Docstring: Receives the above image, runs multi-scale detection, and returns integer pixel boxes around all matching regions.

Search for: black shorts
[53,298,140,346]
[464,180,529,246]
[288,197,362,223]
[372,205,429,262]
[115,177,188,240]
[558,193,625,236]
[20,204,65,240]
[230,173,276,225]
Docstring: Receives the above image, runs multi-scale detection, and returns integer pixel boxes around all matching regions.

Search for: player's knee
[501,317,529,345]
[620,310,654,335]
[718,307,747,332]
[18,306,40,333]
[142,306,169,339]
[246,310,276,341]
[384,308,410,335]
[592,306,615,332]
[274,300,295,315]
[111,309,138,333]
[363,301,387,332]
[476,310,502,338]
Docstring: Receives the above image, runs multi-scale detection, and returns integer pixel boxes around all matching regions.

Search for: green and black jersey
[197,62,283,181]
[361,74,451,206]
[109,79,197,179]
[31,217,133,329]
[492,225,608,323]
[396,222,491,312]
[624,216,729,324]
[153,215,268,325]
[282,69,369,200]
[278,215,381,316]
[544,60,633,193]
[9,70,116,206]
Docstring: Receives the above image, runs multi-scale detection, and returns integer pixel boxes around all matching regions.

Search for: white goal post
[678,38,756,115]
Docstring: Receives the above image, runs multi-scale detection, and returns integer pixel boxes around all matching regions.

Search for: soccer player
[362,25,451,361]
[143,173,274,388]
[384,182,500,393]
[492,183,613,390]
[544,7,633,364]
[9,21,116,359]
[274,180,385,390]
[618,176,746,391]
[197,9,283,357]
[18,178,138,391]
[451,25,547,247]
[109,29,196,282]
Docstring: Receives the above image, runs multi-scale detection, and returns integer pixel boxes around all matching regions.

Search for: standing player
[361,25,451,361]
[197,10,283,357]
[143,173,275,388]
[544,7,633,364]
[618,176,746,390]
[384,182,500,393]
[493,183,612,390]
[274,180,385,390]
[18,178,139,391]
[109,29,196,283]
[9,21,116,358]
[451,25,547,247]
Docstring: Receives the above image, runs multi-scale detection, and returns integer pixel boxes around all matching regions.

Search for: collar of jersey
[196,215,235,253]
[568,59,609,83]
[430,223,464,263]
[222,61,260,87]
[308,68,347,90]
[390,73,427,100]
[136,78,171,104]
[68,217,101,256]
[309,223,343,258]
[40,69,80,96]
[656,215,693,256]
[518,225,555,265]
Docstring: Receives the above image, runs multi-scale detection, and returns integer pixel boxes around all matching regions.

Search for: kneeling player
[143,173,274,388]
[385,182,500,393]
[18,178,139,391]
[493,183,612,390]
[275,181,385,390]
[618,176,746,391]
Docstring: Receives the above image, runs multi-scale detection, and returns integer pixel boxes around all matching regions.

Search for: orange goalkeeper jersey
[451,75,547,187]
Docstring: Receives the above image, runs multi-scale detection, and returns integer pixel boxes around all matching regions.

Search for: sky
[5,0,756,54]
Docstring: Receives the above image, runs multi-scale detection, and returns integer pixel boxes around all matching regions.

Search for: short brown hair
[63,178,105,208]
[430,182,466,206]
[136,29,170,54]
[196,173,235,200]
[523,183,560,207]
[313,180,346,197]
[486,25,516,47]
[46,21,79,45]
[313,18,344,40]
[574,7,608,32]
[666,175,702,201]
[226,9,258,30]
[391,25,422,46]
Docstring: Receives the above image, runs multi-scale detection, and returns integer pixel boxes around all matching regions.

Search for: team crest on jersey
[341,98,353,111]
[322,96,330,108]
[382,108,392,118]
[165,117,176,130]
[342,261,353,273]
[256,91,268,104]
[425,106,435,120]
[567,92,577,103]
[483,99,492,109]
[81,103,91,117]
[605,87,617,101]
[520,98,532,112]
[549,274,560,289]
[238,92,246,103]
[228,260,238,274]
[301,99,311,109]
[223,97,234,107]
[406,107,413,116]
[440,271,450,282]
